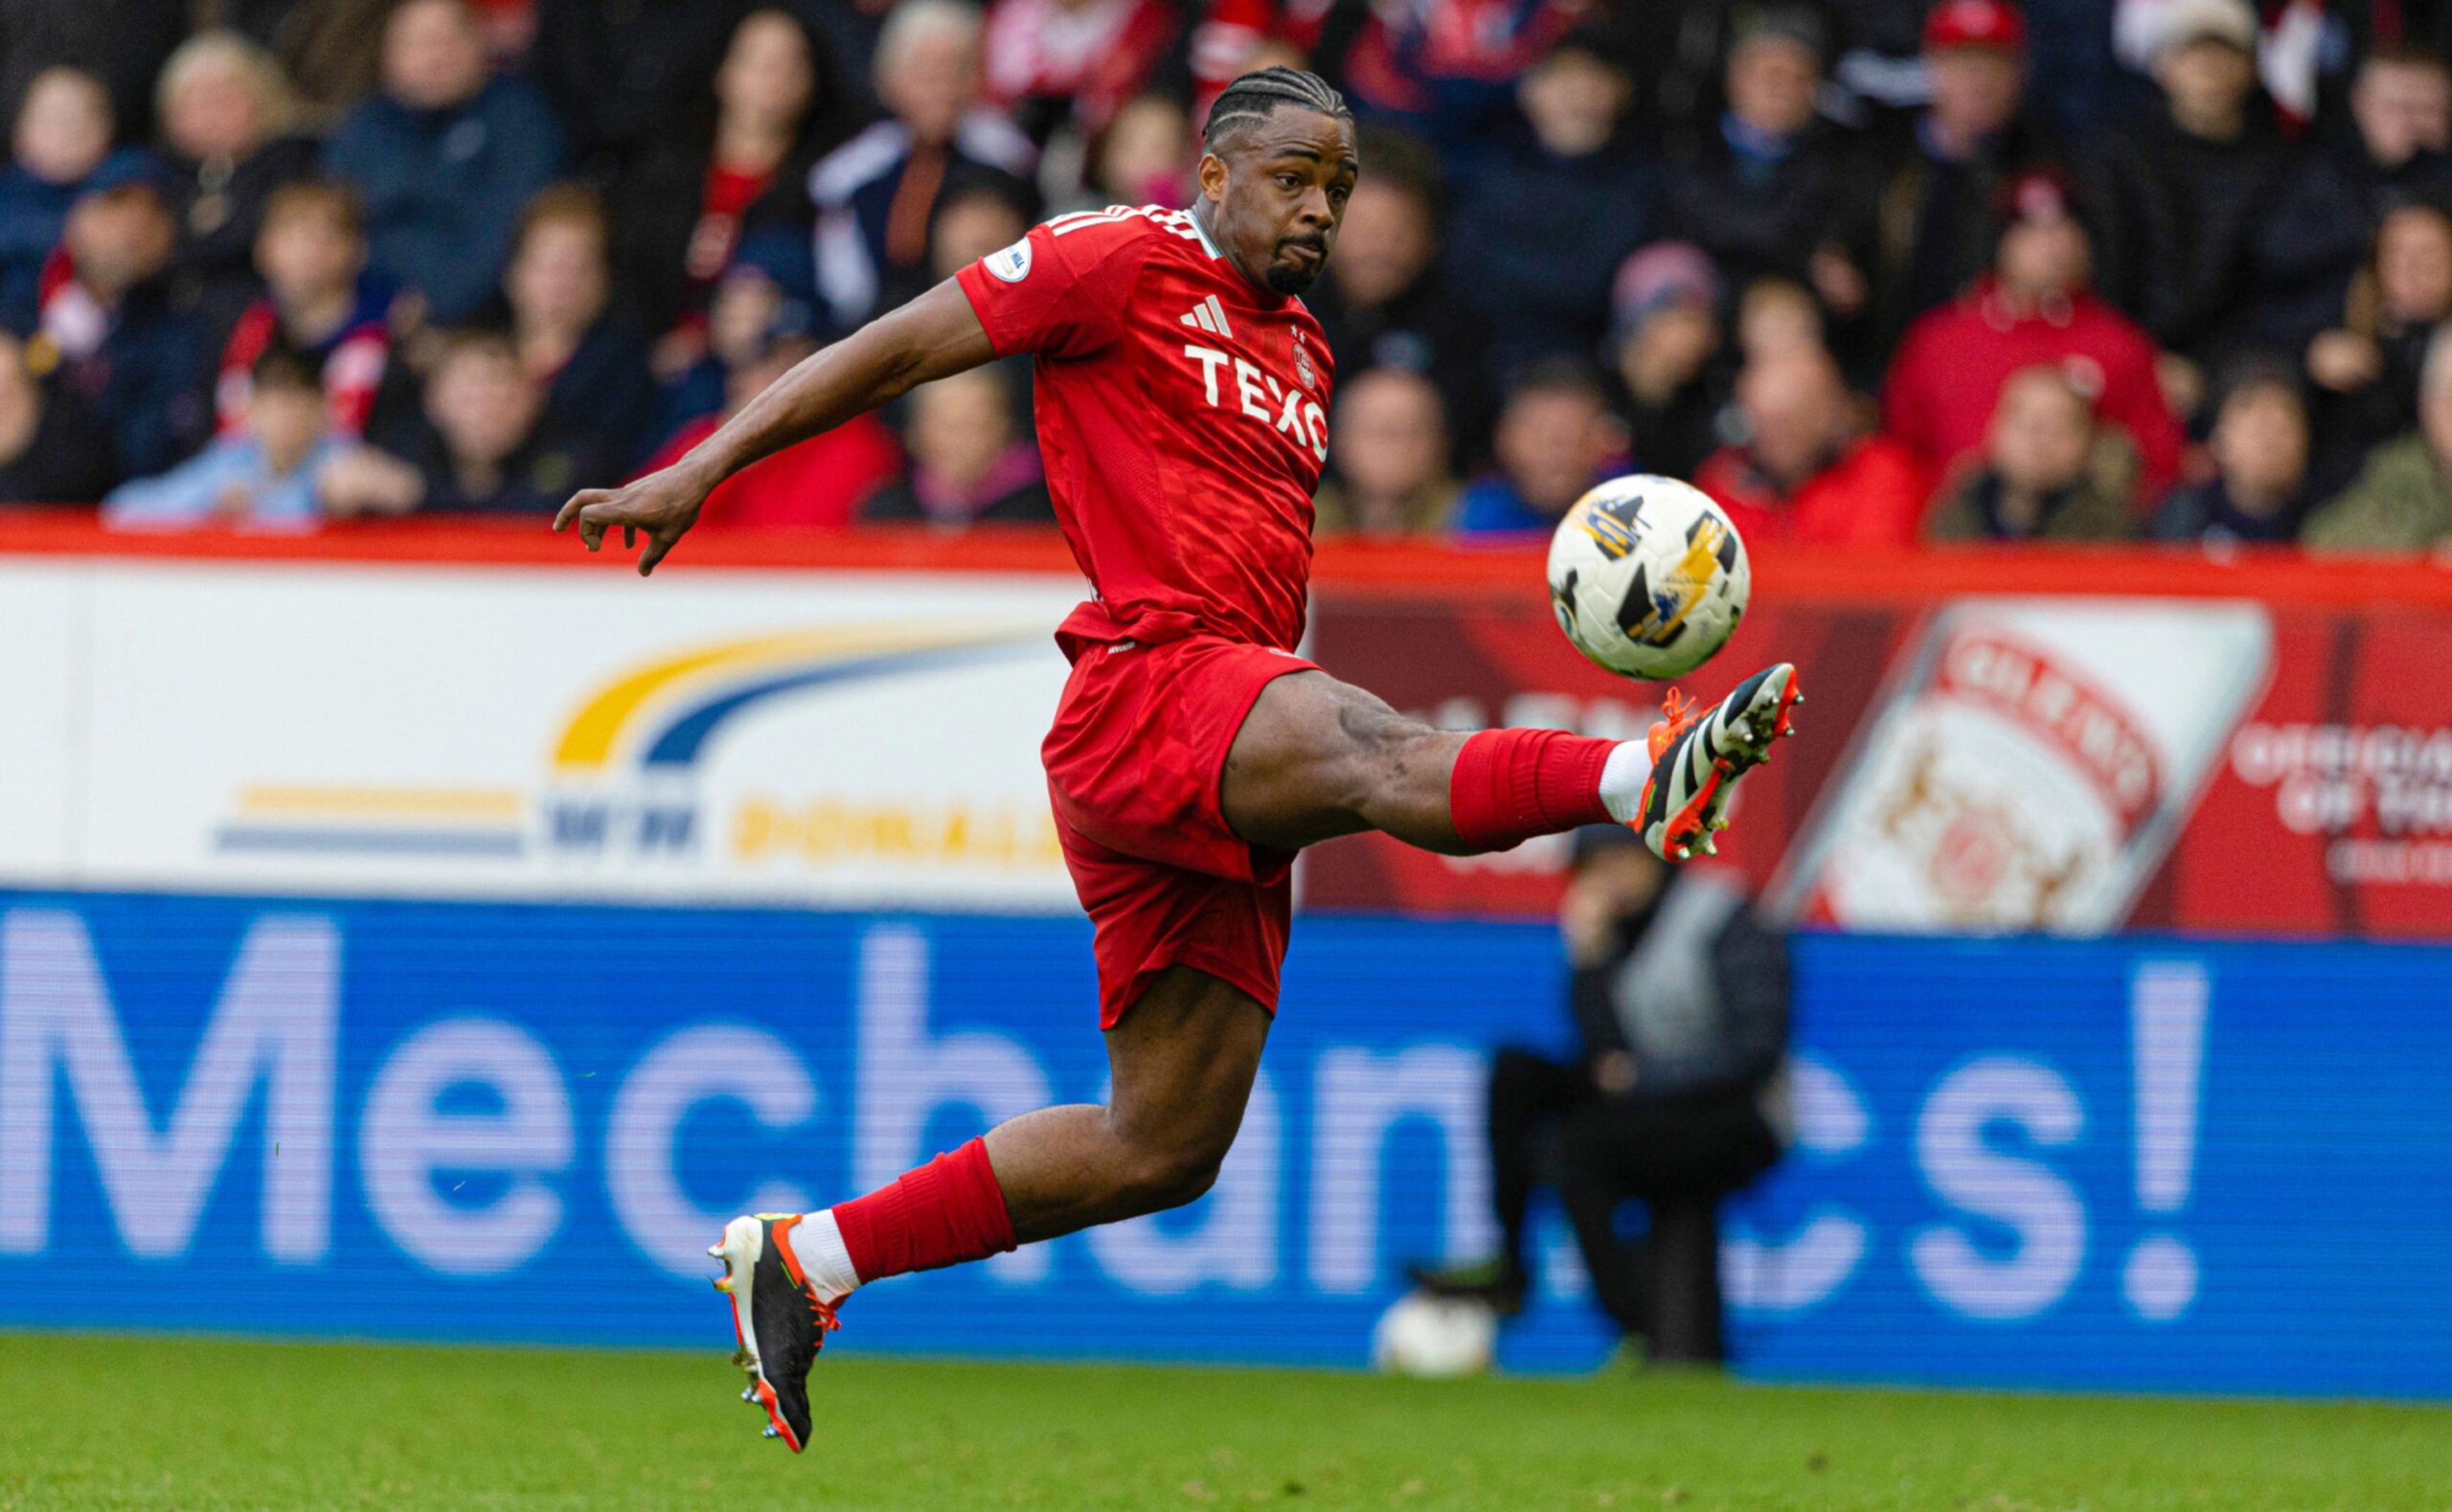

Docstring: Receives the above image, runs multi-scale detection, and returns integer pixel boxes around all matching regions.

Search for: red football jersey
[954,205,1333,653]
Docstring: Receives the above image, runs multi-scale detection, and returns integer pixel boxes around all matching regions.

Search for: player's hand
[1592,1050,1638,1095]
[553,463,714,576]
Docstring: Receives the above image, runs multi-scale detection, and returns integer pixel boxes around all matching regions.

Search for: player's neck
[1191,200,1268,298]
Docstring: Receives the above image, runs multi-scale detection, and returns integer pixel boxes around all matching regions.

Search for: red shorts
[1042,633,1318,1028]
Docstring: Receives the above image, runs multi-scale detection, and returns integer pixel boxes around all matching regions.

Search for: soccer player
[553,67,1802,1452]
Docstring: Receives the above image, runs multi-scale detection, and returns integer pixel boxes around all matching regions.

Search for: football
[1545,475,1751,680]
[1370,1292,1499,1379]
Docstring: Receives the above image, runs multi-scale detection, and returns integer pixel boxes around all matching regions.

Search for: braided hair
[1201,66,1352,150]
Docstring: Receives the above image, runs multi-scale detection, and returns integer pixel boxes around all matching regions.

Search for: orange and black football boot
[709,1215,840,1453]
[1635,663,1803,862]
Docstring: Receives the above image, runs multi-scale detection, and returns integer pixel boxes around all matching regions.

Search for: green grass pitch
[4,1334,2447,1511]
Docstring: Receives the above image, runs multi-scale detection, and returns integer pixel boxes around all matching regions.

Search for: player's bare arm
[551,281,997,574]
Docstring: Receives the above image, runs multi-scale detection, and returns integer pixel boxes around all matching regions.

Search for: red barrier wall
[6,509,2450,609]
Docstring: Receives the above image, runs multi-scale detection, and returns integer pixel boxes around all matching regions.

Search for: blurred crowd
[9,0,2452,551]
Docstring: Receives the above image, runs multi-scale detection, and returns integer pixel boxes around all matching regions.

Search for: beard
[1263,261,1321,295]
[1265,238,1328,294]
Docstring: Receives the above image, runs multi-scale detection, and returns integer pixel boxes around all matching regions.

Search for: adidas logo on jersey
[1178,296,1235,340]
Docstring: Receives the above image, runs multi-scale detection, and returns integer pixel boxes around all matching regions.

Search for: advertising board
[0,561,1082,910]
[1306,579,2452,937]
[8,538,2450,937]
[4,891,2445,1398]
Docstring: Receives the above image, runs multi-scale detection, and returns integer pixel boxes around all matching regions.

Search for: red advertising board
[1305,548,2452,939]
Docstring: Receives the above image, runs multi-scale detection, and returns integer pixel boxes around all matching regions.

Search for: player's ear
[1195,149,1229,205]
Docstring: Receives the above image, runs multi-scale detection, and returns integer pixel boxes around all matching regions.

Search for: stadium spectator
[1313,366,1461,536]
[34,173,213,477]
[1733,274,1828,362]
[156,32,318,330]
[1865,1,2062,350]
[864,364,1051,526]
[2351,44,2452,188]
[649,332,903,529]
[2083,0,2292,407]
[1309,130,1490,469]
[220,0,542,105]
[320,0,565,326]
[1,69,147,330]
[501,186,659,486]
[1883,167,2184,502]
[981,0,1179,144]
[215,182,400,443]
[102,341,334,528]
[1182,0,1332,126]
[1409,825,1788,1360]
[1661,7,1875,338]
[609,8,852,350]
[1451,359,1623,537]
[2255,46,2452,356]
[2266,0,2452,121]
[326,328,565,515]
[1448,31,1655,378]
[220,0,397,124]
[1332,0,1579,155]
[0,327,120,502]
[1087,94,1194,210]
[0,2,187,148]
[2304,324,2452,551]
[2153,359,2315,543]
[2304,201,2452,500]
[529,0,748,177]
[809,0,1036,330]
[1605,241,1731,482]
[650,242,818,444]
[26,0,2452,562]
[1699,345,1926,544]
[1927,365,2133,541]
[927,175,1034,283]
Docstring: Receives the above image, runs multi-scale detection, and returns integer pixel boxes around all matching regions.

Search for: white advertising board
[4,558,1086,909]
[0,563,83,882]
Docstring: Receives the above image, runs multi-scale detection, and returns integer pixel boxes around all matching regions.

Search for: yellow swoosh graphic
[552,621,1034,770]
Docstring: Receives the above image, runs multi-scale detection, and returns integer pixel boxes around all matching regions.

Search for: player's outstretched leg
[709,967,1266,1451]
[1218,664,1802,864]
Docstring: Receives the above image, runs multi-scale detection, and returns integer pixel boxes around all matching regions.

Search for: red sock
[1447,727,1618,851]
[831,1137,1017,1284]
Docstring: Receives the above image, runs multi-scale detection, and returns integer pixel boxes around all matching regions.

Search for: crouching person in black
[1414,824,1791,1363]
